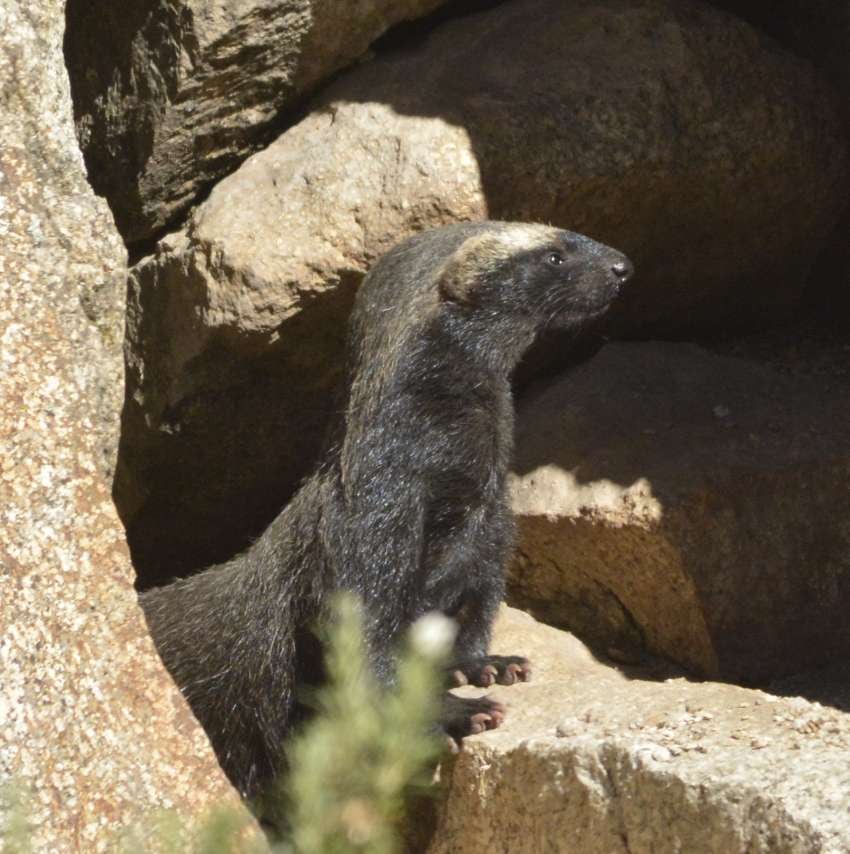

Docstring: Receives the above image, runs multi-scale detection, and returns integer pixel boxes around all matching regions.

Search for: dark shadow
[63,0,183,239]
[704,0,850,334]
[769,662,850,713]
[371,0,507,52]
[64,0,323,246]
[120,276,357,589]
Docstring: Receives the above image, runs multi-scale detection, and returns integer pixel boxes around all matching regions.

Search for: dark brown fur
[140,220,632,799]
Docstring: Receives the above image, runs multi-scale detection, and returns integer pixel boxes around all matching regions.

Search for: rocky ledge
[430,608,850,854]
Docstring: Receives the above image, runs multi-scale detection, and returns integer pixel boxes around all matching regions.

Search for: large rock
[0,3,244,849]
[122,0,847,582]
[508,341,850,683]
[64,0,450,243]
[711,1,850,106]
[428,608,850,854]
[709,0,850,325]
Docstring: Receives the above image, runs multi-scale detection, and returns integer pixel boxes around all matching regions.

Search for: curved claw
[452,654,532,688]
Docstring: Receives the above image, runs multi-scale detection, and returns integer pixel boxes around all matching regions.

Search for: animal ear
[437,233,501,304]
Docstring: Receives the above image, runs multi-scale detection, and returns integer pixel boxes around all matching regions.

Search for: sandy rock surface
[428,608,850,854]
[122,0,847,582]
[0,3,244,849]
[508,341,850,683]
[65,0,450,242]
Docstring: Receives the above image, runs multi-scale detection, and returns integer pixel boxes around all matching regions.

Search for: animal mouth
[546,298,614,332]
[584,300,616,321]
[586,284,623,315]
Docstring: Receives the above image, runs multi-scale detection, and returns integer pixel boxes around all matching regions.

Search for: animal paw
[441,694,506,744]
[450,654,532,688]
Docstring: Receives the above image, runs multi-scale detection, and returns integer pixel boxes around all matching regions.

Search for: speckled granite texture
[0,2,245,849]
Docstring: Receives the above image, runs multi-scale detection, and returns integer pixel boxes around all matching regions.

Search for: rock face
[428,608,850,854]
[709,0,850,324]
[64,0,450,243]
[0,2,243,849]
[508,342,850,683]
[712,1,850,106]
[121,0,847,582]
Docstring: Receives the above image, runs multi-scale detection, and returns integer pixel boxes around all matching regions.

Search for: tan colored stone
[508,341,850,683]
[121,0,847,582]
[0,3,246,849]
[428,607,850,854]
[64,0,450,242]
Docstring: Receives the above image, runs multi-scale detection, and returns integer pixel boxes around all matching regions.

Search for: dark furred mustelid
[140,220,633,799]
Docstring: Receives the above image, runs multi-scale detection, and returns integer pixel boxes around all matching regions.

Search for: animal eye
[546,251,565,266]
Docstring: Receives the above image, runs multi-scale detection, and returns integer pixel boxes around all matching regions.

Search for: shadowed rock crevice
[64,0,188,237]
[121,273,359,586]
[511,541,651,666]
[707,0,850,330]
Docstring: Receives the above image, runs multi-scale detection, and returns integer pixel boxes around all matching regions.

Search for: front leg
[363,610,510,746]
[447,583,532,688]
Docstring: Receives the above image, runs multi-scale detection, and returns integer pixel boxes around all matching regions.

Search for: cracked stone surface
[64,0,451,243]
[0,3,245,849]
[508,341,850,683]
[427,608,850,854]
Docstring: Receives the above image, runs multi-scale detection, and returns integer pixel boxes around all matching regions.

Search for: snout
[609,256,634,290]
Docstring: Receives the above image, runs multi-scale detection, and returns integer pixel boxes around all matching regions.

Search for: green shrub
[2,596,452,854]
[282,594,451,853]
[0,786,31,854]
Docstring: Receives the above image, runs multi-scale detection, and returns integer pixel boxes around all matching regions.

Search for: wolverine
[141,220,633,798]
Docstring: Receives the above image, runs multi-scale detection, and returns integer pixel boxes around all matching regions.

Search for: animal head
[437,222,632,331]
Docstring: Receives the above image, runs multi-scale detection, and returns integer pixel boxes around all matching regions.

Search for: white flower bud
[409,612,457,659]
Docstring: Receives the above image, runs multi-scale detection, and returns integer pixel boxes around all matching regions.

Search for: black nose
[611,259,633,279]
